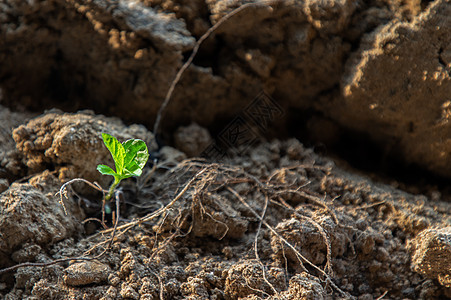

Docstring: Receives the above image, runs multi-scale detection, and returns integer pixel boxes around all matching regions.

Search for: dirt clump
[12,110,156,187]
[271,215,347,271]
[280,272,325,300]
[0,171,84,268]
[224,260,286,299]
[174,123,212,157]
[333,0,451,178]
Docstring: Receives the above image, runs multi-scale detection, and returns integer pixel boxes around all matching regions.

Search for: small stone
[101,286,117,299]
[411,227,451,288]
[108,273,121,286]
[120,283,139,300]
[174,123,212,157]
[285,272,325,299]
[63,261,111,286]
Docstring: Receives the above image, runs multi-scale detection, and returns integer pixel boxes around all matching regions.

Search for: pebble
[63,261,111,286]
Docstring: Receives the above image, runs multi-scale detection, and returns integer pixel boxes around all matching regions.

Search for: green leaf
[97,164,117,177]
[101,133,125,175]
[98,133,149,187]
[122,139,149,177]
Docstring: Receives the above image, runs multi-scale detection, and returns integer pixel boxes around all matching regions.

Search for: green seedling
[97,133,149,202]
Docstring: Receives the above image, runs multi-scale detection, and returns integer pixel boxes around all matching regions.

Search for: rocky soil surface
[0,0,450,299]
[0,109,449,299]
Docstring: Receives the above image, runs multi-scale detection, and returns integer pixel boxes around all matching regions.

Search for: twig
[376,290,388,300]
[149,269,165,300]
[55,178,105,215]
[254,194,280,297]
[82,217,108,229]
[354,200,387,210]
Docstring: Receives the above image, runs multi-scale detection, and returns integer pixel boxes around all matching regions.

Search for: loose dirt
[0,111,449,299]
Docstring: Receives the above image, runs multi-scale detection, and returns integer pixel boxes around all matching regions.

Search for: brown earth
[0,110,449,299]
[0,0,450,299]
[1,0,450,177]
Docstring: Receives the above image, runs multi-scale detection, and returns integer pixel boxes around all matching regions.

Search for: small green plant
[97,133,149,201]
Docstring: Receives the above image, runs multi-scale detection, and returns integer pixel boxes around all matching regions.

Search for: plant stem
[105,178,121,201]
